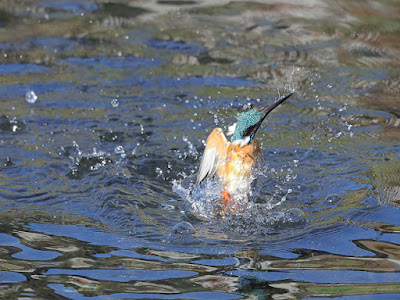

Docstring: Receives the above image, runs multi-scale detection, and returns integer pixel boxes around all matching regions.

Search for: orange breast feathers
[196,128,262,192]
[221,139,260,186]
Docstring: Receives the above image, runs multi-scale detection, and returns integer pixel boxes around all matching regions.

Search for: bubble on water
[111,99,119,107]
[25,90,38,104]
[171,222,194,235]
[286,208,306,224]
[161,203,175,210]
[325,194,342,203]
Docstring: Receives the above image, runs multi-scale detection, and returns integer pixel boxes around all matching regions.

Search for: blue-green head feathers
[231,110,264,142]
[228,93,294,144]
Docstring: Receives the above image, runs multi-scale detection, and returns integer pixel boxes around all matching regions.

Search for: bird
[196,92,294,214]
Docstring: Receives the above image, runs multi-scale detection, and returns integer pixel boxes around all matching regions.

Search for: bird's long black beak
[262,92,294,116]
[246,92,294,138]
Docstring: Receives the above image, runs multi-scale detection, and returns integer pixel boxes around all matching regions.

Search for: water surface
[0,0,400,298]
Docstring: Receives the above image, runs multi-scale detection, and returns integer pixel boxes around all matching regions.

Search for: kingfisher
[196,92,293,214]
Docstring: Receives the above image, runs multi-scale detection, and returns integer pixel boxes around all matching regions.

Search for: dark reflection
[0,115,26,133]
[356,240,400,260]
[95,3,151,18]
[373,223,400,234]
[158,1,198,5]
[0,226,399,298]
[0,9,13,27]
[270,282,400,299]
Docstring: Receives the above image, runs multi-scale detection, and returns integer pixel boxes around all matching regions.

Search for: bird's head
[228,93,293,146]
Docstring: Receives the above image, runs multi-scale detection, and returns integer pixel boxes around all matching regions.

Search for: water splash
[172,175,222,219]
[175,136,199,160]
[182,136,198,159]
[66,143,112,179]
[172,166,306,235]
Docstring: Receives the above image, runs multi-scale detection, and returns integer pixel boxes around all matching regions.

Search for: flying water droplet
[155,167,163,176]
[25,90,38,104]
[114,145,125,154]
[111,99,119,107]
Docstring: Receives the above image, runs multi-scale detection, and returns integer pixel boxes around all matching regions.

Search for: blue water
[0,0,399,299]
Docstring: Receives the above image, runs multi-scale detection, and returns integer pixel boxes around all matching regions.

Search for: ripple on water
[0,0,399,298]
[45,268,198,282]
[147,38,205,55]
[228,269,400,284]
[338,109,396,132]
[63,56,161,70]
[0,63,52,75]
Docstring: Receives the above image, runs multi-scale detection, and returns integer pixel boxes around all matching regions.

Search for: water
[0,0,400,298]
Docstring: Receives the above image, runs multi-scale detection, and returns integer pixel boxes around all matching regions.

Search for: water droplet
[25,90,38,104]
[3,156,12,166]
[335,131,342,138]
[114,145,124,154]
[155,167,163,176]
[111,99,119,107]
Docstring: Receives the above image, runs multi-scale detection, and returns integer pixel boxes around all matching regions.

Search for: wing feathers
[197,148,218,183]
[196,128,229,184]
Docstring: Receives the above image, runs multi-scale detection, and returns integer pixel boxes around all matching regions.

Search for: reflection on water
[0,0,400,298]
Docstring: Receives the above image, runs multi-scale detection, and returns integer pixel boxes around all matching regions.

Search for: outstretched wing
[197,128,229,184]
